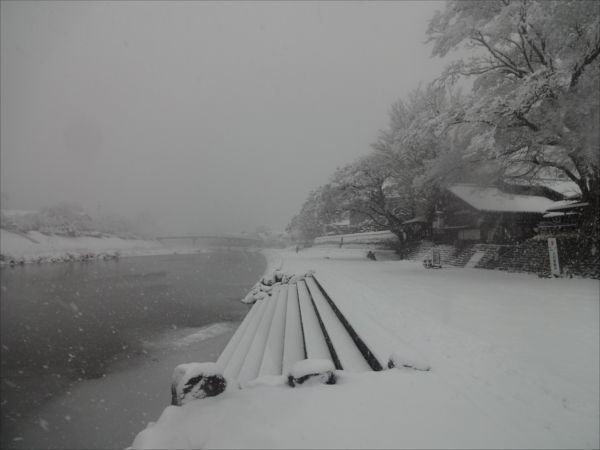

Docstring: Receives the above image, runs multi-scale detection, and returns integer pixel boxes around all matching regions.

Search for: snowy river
[0,250,266,449]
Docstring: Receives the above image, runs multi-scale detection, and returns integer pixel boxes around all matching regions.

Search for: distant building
[432,184,565,243]
[401,216,430,241]
[324,216,351,235]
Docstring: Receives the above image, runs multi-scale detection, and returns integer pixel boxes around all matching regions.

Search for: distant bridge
[155,235,262,247]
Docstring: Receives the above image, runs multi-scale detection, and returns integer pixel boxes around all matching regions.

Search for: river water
[0,249,266,449]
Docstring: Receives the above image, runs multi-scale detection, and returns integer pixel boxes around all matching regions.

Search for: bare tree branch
[570,39,600,87]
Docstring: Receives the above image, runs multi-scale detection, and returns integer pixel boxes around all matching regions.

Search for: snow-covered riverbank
[0,229,189,265]
[131,246,599,449]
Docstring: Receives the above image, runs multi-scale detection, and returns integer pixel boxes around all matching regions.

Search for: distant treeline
[0,203,156,239]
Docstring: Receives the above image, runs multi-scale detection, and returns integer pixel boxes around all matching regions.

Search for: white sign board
[548,238,561,277]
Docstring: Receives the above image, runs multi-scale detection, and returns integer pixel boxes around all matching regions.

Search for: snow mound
[259,283,273,293]
[171,363,226,406]
[130,406,191,450]
[288,269,316,285]
[388,349,431,372]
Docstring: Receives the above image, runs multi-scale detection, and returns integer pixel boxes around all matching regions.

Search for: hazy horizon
[1,1,448,235]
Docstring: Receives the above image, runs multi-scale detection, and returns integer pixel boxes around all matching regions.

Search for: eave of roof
[545,201,589,212]
[448,184,557,214]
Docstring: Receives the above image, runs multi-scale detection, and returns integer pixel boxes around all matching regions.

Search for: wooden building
[536,201,588,236]
[432,184,561,244]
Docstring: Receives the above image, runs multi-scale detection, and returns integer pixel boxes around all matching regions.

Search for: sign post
[548,237,561,277]
[432,248,441,268]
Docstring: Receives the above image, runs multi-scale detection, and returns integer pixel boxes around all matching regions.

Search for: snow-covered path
[132,247,599,449]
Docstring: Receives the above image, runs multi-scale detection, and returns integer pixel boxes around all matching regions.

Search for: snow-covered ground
[0,229,193,263]
[131,247,599,449]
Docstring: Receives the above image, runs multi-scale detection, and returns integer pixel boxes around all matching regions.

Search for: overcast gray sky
[1,1,448,235]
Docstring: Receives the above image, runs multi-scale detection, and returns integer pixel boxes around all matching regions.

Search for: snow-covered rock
[387,349,430,372]
[289,269,316,283]
[273,270,285,282]
[287,359,337,387]
[261,275,275,286]
[241,292,256,304]
[253,291,268,301]
[259,283,273,293]
[171,363,227,406]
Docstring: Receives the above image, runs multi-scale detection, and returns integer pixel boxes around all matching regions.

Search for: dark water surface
[0,250,265,449]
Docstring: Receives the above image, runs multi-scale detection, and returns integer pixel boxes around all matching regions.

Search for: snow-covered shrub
[387,350,430,372]
[287,359,337,387]
[171,362,227,406]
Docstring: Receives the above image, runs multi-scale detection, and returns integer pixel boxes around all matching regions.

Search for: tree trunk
[580,177,600,247]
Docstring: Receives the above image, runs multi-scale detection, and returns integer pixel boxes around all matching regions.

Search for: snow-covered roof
[542,211,579,218]
[545,201,589,212]
[542,212,565,218]
[448,184,557,213]
[328,218,351,227]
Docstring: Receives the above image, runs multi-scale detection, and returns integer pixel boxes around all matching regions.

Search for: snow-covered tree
[286,186,338,242]
[371,85,475,223]
[325,152,410,239]
[35,203,95,236]
[290,0,598,246]
[297,87,470,243]
[428,0,600,229]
